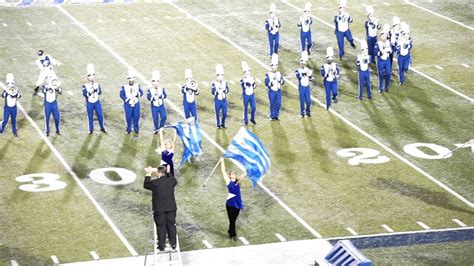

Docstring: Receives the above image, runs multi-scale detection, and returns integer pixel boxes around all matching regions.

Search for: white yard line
[202,240,213,249]
[282,0,474,103]
[381,224,395,233]
[26,21,32,26]
[51,255,60,264]
[417,221,431,230]
[452,219,467,227]
[238,236,250,245]
[434,64,444,70]
[51,21,57,25]
[404,0,474,31]
[97,19,103,23]
[89,251,100,260]
[255,78,262,84]
[10,260,19,266]
[57,4,325,240]
[345,227,358,236]
[275,233,287,242]
[229,80,236,85]
[67,91,74,96]
[17,102,138,256]
[461,63,469,68]
[120,18,126,22]
[2,23,7,27]
[173,1,474,209]
[144,16,149,21]
[202,81,209,87]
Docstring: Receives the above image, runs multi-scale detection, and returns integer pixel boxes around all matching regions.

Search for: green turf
[0,1,473,264]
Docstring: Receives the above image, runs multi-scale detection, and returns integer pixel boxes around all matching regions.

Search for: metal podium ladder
[143,209,182,266]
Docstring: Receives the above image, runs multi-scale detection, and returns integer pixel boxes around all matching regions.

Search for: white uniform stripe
[417,221,431,230]
[452,219,467,227]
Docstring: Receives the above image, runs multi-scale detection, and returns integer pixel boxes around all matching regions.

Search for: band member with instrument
[321,47,340,110]
[181,68,199,119]
[298,2,313,54]
[265,3,281,57]
[0,73,21,137]
[82,64,106,134]
[375,25,392,93]
[265,54,284,121]
[295,51,313,117]
[334,0,356,60]
[211,64,229,129]
[120,69,143,134]
[240,61,257,125]
[147,70,167,134]
[43,78,62,136]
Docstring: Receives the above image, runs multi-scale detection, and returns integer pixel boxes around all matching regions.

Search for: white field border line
[16,102,138,256]
[56,5,324,240]
[170,1,474,209]
[404,0,474,31]
[282,0,474,103]
[325,226,474,240]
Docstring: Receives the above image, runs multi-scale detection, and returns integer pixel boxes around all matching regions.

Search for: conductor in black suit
[144,165,178,251]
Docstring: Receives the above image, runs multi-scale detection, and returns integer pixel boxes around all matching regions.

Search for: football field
[1,0,473,264]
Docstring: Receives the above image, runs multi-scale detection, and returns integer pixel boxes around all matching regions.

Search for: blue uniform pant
[298,86,311,115]
[1,106,17,134]
[377,59,392,91]
[86,101,104,131]
[300,31,312,52]
[324,80,338,109]
[336,30,354,58]
[268,33,280,56]
[183,101,197,119]
[124,103,140,133]
[214,99,227,127]
[358,70,372,99]
[243,94,256,123]
[367,36,377,63]
[268,90,282,119]
[398,54,411,84]
[151,105,167,131]
[45,101,60,134]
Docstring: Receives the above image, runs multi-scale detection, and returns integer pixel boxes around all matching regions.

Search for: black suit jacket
[144,175,177,212]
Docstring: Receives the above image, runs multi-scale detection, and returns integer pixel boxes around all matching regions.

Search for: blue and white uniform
[390,17,401,65]
[321,47,340,109]
[364,6,380,64]
[397,22,412,85]
[212,65,229,128]
[334,1,356,59]
[295,51,313,117]
[120,72,143,134]
[181,69,199,119]
[35,51,61,95]
[43,80,62,135]
[240,61,257,125]
[1,74,20,136]
[356,43,372,100]
[374,29,392,92]
[265,54,284,120]
[265,3,281,56]
[82,82,105,133]
[147,86,167,132]
[298,3,313,53]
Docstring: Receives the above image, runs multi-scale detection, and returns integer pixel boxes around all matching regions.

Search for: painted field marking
[144,16,149,21]
[275,233,287,242]
[2,23,7,27]
[382,2,389,6]
[175,83,181,88]
[51,21,56,25]
[346,227,358,236]
[404,0,474,31]
[10,260,19,266]
[173,1,474,209]
[26,21,32,26]
[381,224,395,233]
[461,64,469,68]
[452,219,467,227]
[202,240,213,249]
[417,221,431,230]
[202,81,209,87]
[434,65,444,70]
[255,78,262,84]
[282,0,474,103]
[238,236,250,245]
[90,251,100,260]
[229,80,236,85]
[120,18,126,22]
[57,5,324,240]
[67,91,74,96]
[51,255,60,264]
[97,19,103,23]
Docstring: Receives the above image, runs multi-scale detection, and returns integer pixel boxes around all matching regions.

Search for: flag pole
[203,157,223,187]
[442,139,473,158]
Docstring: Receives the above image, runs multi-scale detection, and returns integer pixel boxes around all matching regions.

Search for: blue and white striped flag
[167,117,203,166]
[224,127,271,187]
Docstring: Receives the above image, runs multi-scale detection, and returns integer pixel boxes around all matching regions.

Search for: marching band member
[82,64,106,134]
[35,50,61,96]
[240,61,257,125]
[295,51,313,117]
[181,68,199,119]
[120,69,143,135]
[265,54,284,121]
[212,64,229,129]
[356,40,372,100]
[265,3,281,57]
[375,25,392,92]
[397,22,413,86]
[298,2,313,54]
[321,47,340,109]
[0,73,21,137]
[43,78,62,136]
[364,6,380,64]
[334,0,356,59]
[390,16,401,65]
[147,70,167,134]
